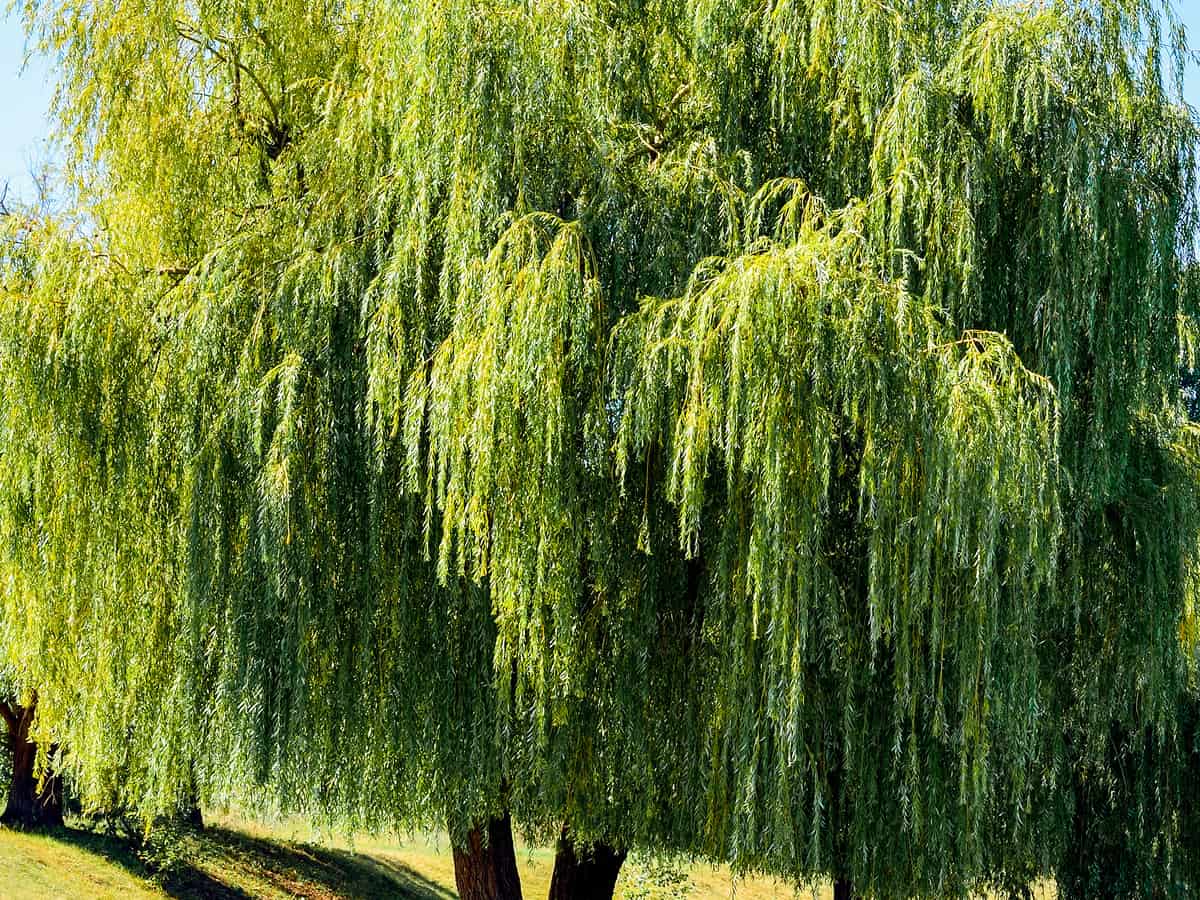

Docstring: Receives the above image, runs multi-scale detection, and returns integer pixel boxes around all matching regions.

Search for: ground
[0,814,800,899]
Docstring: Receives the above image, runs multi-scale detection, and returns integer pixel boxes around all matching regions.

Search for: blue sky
[2,4,1200,204]
[1174,0,1200,117]
[0,11,53,204]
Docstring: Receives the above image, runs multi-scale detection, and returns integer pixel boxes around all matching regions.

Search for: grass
[0,814,1061,899]
[0,826,162,899]
[0,813,798,899]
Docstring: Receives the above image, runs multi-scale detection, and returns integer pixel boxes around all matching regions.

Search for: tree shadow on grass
[44,822,456,900]
[190,825,456,900]
[28,825,250,899]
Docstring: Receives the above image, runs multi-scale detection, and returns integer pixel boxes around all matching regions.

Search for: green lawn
[0,814,798,899]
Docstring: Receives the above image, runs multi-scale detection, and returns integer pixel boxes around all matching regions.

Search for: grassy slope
[0,827,162,899]
[0,815,798,900]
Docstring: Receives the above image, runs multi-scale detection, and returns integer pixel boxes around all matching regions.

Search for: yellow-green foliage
[0,0,1197,896]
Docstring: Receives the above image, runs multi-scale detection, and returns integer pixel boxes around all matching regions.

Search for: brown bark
[833,878,854,900]
[547,827,626,900]
[0,697,63,828]
[451,811,523,900]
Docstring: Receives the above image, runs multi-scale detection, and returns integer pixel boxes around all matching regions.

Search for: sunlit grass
[0,826,161,900]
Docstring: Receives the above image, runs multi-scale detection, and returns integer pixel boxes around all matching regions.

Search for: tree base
[178,800,204,829]
[1,698,62,830]
[451,812,523,900]
[548,829,626,900]
[1,731,63,829]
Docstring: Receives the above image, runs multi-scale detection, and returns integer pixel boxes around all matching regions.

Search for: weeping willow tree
[0,0,1197,898]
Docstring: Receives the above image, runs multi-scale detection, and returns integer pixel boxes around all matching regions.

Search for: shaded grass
[166,824,457,899]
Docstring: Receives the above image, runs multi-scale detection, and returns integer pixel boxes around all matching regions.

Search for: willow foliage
[0,211,199,813]
[0,0,1197,895]
[607,187,1062,889]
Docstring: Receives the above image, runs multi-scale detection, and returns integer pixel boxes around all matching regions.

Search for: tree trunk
[451,811,523,900]
[833,878,854,900]
[0,699,63,829]
[547,827,626,900]
[179,772,204,828]
[179,798,204,829]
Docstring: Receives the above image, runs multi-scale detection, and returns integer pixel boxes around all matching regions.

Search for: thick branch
[154,264,195,279]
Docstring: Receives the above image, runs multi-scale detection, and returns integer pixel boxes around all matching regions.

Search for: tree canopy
[0,0,1197,897]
